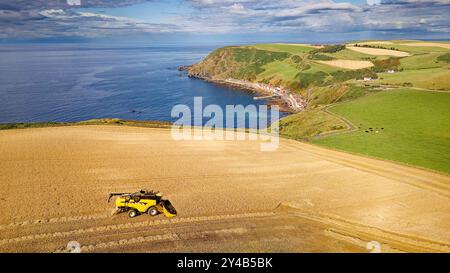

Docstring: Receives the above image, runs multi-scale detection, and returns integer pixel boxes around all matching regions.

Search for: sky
[0,0,449,43]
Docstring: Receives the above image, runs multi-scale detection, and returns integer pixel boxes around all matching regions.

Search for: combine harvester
[108,189,177,218]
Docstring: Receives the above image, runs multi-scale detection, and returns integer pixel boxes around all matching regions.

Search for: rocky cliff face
[188,46,290,81]
[188,47,237,79]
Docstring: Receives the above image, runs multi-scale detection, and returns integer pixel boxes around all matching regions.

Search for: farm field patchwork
[189,41,450,94]
[188,40,450,174]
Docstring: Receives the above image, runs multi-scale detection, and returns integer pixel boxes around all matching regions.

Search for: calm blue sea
[0,44,284,128]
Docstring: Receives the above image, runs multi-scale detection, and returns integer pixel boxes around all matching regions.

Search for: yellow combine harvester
[108,189,177,218]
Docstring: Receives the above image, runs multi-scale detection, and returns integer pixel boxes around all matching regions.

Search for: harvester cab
[108,189,177,218]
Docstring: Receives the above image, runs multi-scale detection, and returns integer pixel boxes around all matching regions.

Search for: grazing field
[251,43,315,54]
[0,126,449,252]
[316,59,374,69]
[275,43,320,48]
[313,89,450,174]
[374,67,450,90]
[279,109,346,139]
[398,52,445,70]
[322,48,375,61]
[257,60,300,82]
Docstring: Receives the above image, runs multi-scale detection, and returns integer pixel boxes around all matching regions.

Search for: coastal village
[184,71,308,113]
[182,65,308,112]
[224,79,308,112]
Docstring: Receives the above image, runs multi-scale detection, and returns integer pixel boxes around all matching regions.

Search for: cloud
[0,0,449,40]
[183,0,450,34]
[0,0,152,11]
[228,4,248,15]
[0,0,180,39]
[381,0,450,4]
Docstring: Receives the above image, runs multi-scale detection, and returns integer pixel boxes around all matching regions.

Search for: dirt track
[0,126,449,253]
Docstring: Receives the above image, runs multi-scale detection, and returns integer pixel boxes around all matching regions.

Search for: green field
[250,44,314,54]
[279,109,346,139]
[257,60,300,82]
[313,89,450,174]
[323,48,375,61]
[355,43,450,90]
[399,52,444,69]
[374,67,450,90]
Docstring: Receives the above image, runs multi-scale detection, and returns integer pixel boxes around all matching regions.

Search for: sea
[0,44,284,128]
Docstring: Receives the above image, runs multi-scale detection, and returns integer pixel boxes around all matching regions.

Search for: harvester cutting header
[108,189,177,218]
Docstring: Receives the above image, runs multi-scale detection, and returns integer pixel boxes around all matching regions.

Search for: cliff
[188,46,290,81]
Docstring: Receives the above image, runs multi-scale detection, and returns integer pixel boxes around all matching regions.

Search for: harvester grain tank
[108,189,177,218]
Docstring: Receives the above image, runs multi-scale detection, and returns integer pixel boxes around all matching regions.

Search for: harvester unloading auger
[108,189,177,218]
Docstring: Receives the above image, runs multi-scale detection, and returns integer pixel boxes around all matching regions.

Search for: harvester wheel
[128,209,138,218]
[148,206,159,216]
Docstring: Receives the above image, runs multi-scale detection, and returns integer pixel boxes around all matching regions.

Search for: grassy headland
[0,119,171,131]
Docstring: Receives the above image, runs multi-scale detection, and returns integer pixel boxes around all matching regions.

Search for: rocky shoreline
[179,65,307,113]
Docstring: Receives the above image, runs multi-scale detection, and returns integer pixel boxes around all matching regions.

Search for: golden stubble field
[346,46,410,57]
[316,59,374,70]
[0,126,449,252]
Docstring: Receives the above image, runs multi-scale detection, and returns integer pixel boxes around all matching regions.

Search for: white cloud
[39,9,67,18]
[228,4,248,15]
[367,0,381,5]
[67,0,82,6]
